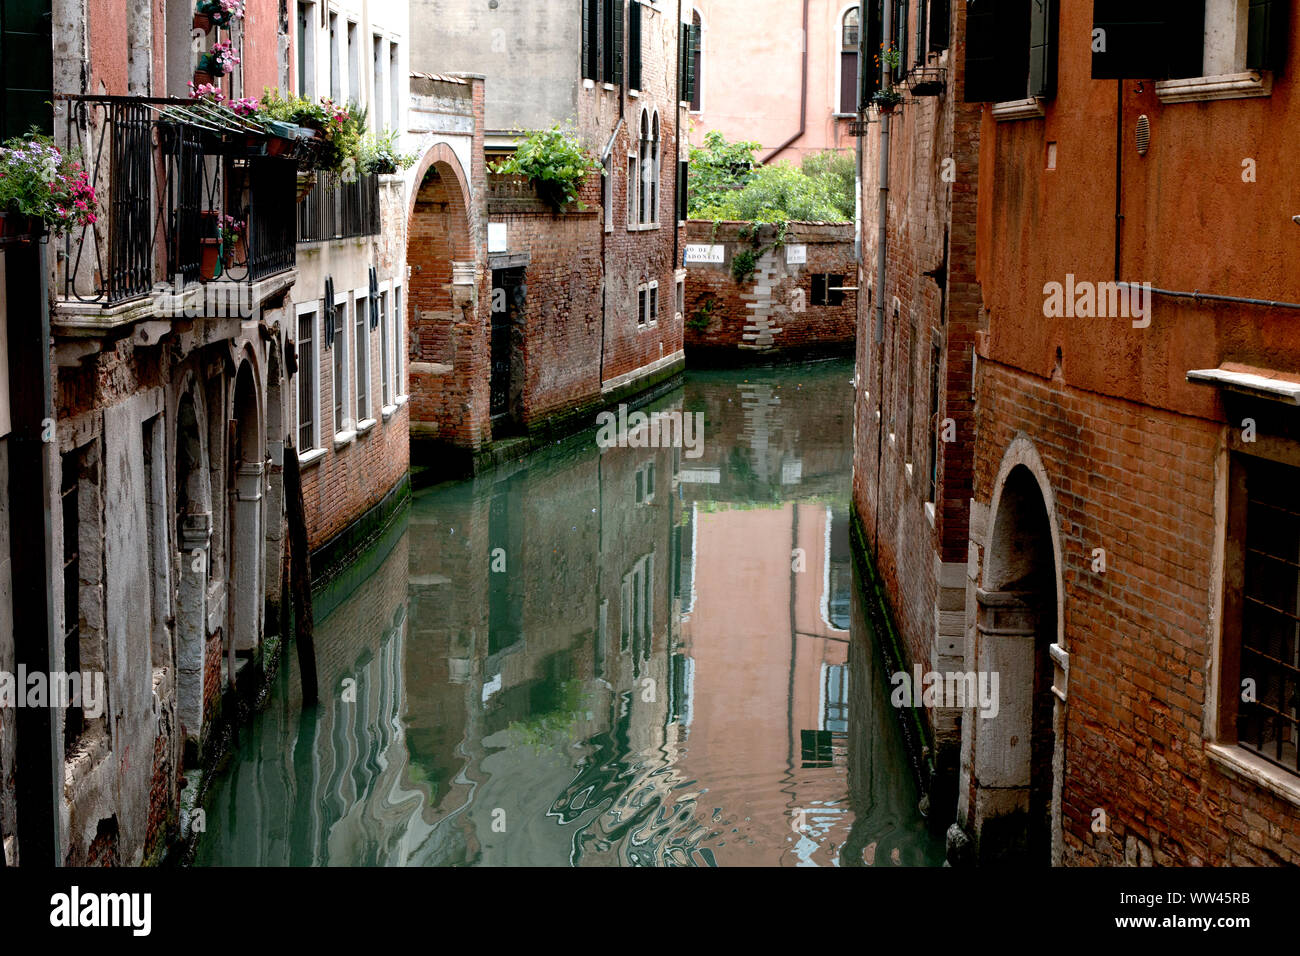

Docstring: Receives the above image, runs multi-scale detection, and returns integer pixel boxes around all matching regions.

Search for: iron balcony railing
[298,172,380,242]
[56,94,298,306]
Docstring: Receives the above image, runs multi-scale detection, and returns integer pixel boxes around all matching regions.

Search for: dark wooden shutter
[368,266,379,329]
[628,1,642,90]
[863,0,883,102]
[916,0,928,65]
[929,0,950,52]
[963,0,1000,101]
[1247,0,1289,73]
[894,0,908,82]
[1091,0,1172,79]
[324,276,336,348]
[582,0,594,79]
[612,0,625,84]
[1027,0,1058,98]
[812,274,827,306]
[1165,0,1205,79]
[1,0,53,138]
[678,160,689,221]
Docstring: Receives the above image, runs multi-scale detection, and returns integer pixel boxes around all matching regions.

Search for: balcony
[297,172,380,242]
[53,95,299,335]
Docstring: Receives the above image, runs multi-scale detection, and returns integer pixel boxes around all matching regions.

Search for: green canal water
[195,358,944,866]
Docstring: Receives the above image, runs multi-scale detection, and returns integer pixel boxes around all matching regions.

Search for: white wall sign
[785,244,808,265]
[684,244,725,264]
[488,222,508,254]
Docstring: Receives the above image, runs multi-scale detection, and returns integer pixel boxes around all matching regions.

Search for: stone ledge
[1205,742,1300,809]
[1156,71,1272,104]
[992,97,1046,121]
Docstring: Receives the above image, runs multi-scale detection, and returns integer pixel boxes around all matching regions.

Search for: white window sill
[299,447,326,469]
[628,223,661,232]
[1205,742,1300,809]
[904,461,913,484]
[583,78,595,89]
[381,403,398,422]
[629,89,640,99]
[832,112,856,119]
[924,500,936,527]
[1155,71,1272,104]
[395,393,409,407]
[603,82,616,91]
[356,417,377,435]
[333,429,357,450]
[992,97,1046,121]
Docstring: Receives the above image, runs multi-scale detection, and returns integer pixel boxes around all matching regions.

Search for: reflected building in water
[197,361,943,866]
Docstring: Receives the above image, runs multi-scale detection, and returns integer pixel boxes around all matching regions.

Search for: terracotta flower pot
[200,237,222,280]
[193,69,213,86]
[193,11,212,30]
[0,211,42,239]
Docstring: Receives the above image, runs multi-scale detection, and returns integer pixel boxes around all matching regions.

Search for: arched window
[840,6,860,114]
[639,109,651,225]
[650,112,660,224]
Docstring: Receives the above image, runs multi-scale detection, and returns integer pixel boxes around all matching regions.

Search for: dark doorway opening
[490,266,525,435]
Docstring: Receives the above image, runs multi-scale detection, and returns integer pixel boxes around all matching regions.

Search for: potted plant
[198,39,239,78]
[255,90,365,175]
[194,0,243,30]
[358,128,418,176]
[872,88,904,114]
[220,214,246,268]
[488,125,601,213]
[0,134,97,238]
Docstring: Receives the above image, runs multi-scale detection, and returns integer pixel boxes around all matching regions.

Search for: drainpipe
[1114,80,1123,282]
[872,0,892,552]
[675,0,682,272]
[764,0,809,164]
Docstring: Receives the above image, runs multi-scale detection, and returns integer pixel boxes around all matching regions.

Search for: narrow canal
[195,358,943,866]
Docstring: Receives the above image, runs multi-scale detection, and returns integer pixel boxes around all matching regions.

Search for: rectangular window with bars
[333,298,349,434]
[354,294,369,422]
[379,290,391,406]
[1228,453,1300,777]
[298,308,317,450]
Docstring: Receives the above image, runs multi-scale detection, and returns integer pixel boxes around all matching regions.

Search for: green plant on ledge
[687,297,716,332]
[731,247,758,284]
[490,125,602,211]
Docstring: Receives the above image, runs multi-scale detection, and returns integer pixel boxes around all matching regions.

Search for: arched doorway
[230,358,263,658]
[405,146,485,451]
[175,385,212,749]
[966,443,1064,865]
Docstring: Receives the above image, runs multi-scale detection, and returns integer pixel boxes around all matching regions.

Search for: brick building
[851,0,975,834]
[856,0,1300,867]
[0,0,307,865]
[407,0,688,474]
[285,0,416,577]
[683,220,857,363]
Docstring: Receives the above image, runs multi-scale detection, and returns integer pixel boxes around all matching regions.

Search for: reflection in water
[196,360,944,866]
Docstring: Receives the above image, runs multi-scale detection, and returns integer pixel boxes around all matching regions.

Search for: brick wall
[683,220,855,363]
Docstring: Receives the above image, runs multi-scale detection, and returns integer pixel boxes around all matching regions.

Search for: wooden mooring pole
[283,440,319,706]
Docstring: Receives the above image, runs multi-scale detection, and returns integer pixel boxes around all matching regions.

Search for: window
[637,284,647,325]
[627,0,643,89]
[296,1,316,97]
[347,21,360,104]
[583,0,600,79]
[648,281,658,322]
[60,440,107,754]
[1092,0,1288,81]
[675,271,685,319]
[840,5,860,114]
[603,153,614,231]
[633,109,658,226]
[638,111,650,224]
[801,729,835,768]
[812,273,846,306]
[297,305,319,450]
[626,153,637,228]
[650,112,660,223]
[905,315,916,462]
[328,13,340,102]
[926,341,941,503]
[389,41,400,130]
[681,11,701,108]
[964,0,1059,103]
[393,284,404,397]
[677,159,689,222]
[1224,453,1300,778]
[583,0,625,83]
[354,292,369,422]
[333,296,349,433]
[379,289,392,406]
[372,35,384,133]
[635,461,655,503]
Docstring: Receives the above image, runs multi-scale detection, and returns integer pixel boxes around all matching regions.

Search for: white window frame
[392,281,406,401]
[332,288,352,439]
[647,279,659,324]
[637,283,647,326]
[626,152,638,230]
[328,11,341,102]
[296,0,317,98]
[674,269,686,322]
[834,3,861,117]
[372,34,386,134]
[389,39,401,132]
[346,19,361,106]
[295,300,321,453]
[351,285,372,426]
[1155,0,1273,103]
[650,111,660,225]
[377,278,393,409]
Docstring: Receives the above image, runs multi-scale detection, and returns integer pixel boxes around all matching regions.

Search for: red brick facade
[684,220,856,363]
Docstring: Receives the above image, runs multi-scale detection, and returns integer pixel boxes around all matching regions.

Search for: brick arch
[407,145,476,366]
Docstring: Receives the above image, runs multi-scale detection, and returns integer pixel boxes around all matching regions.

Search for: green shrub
[490,125,601,210]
